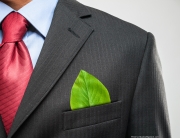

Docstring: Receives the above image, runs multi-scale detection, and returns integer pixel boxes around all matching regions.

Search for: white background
[77,0,180,137]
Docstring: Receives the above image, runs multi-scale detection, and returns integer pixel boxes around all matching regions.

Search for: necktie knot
[1,12,29,45]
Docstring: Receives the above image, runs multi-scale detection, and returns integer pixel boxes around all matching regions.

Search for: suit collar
[8,0,94,137]
[61,0,91,18]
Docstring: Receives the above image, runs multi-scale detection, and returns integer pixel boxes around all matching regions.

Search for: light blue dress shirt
[0,0,58,68]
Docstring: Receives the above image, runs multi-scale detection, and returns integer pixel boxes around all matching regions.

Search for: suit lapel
[0,116,6,138]
[8,0,94,137]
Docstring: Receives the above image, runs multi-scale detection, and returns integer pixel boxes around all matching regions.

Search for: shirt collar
[0,0,58,37]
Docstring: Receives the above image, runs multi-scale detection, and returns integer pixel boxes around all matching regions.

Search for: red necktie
[0,12,33,134]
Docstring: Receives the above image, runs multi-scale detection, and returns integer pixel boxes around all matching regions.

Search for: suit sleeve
[126,33,171,138]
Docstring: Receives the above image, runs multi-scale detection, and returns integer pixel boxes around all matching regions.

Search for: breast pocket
[62,101,122,130]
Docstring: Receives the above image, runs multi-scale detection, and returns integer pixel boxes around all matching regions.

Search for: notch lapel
[8,1,94,137]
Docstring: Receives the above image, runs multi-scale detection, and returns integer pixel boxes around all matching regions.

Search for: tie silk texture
[0,12,33,134]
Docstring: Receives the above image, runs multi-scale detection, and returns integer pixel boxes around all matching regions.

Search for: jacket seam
[132,32,150,102]
[126,32,150,135]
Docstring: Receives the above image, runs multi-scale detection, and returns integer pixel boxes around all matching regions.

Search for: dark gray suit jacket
[0,0,171,137]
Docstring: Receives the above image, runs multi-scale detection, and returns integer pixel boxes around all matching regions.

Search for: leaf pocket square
[70,70,111,110]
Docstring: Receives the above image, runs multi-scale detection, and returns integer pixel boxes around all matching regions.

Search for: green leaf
[70,70,111,110]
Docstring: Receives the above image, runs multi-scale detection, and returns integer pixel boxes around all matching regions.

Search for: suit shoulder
[62,0,148,47]
[62,0,147,33]
[85,5,147,36]
[83,5,148,46]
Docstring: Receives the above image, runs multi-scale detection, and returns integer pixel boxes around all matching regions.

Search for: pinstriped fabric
[0,0,170,137]
[0,12,33,134]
